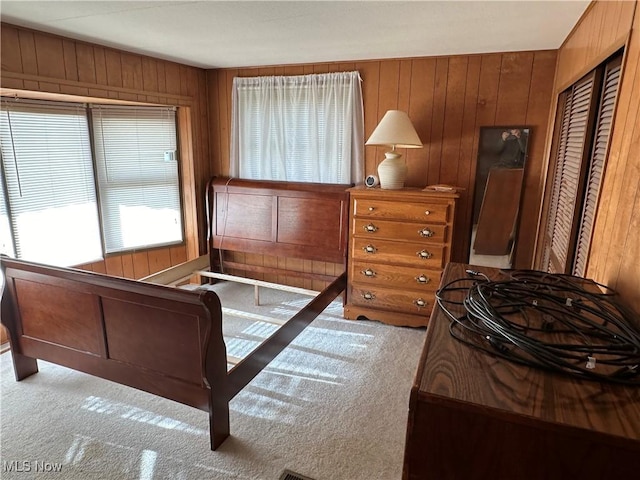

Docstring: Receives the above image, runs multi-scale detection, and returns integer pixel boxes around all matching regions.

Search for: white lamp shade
[365,110,422,148]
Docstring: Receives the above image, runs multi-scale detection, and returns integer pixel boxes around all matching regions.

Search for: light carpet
[0,282,427,480]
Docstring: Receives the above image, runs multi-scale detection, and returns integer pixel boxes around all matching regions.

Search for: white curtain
[230,71,364,184]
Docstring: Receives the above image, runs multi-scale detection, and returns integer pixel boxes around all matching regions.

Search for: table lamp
[365,110,422,189]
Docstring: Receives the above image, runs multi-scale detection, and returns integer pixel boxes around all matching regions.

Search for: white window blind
[0,100,102,266]
[0,179,14,257]
[91,105,182,253]
[231,72,364,184]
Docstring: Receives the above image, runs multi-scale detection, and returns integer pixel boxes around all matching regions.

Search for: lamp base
[377,152,407,189]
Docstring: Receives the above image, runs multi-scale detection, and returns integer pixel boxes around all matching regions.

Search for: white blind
[0,101,102,266]
[0,179,14,257]
[231,72,364,184]
[91,105,182,253]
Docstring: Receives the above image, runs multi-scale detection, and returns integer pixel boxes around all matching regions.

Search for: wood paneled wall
[0,23,211,279]
[206,51,557,267]
[76,245,187,279]
[555,0,636,91]
[547,0,639,314]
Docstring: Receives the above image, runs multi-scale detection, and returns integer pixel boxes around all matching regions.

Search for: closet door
[572,56,622,277]
[542,72,600,273]
[540,52,623,276]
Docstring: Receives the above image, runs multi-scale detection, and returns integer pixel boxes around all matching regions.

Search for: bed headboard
[206,177,351,273]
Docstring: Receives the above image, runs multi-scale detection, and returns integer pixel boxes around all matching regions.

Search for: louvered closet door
[542,92,571,272]
[543,72,601,273]
[573,57,622,277]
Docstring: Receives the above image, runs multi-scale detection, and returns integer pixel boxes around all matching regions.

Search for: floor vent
[279,470,315,480]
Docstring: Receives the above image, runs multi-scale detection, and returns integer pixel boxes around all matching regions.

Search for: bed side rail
[226,271,346,398]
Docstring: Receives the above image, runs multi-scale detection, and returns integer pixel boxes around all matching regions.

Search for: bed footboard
[0,256,230,450]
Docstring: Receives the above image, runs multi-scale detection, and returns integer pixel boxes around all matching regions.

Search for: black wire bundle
[435,269,640,385]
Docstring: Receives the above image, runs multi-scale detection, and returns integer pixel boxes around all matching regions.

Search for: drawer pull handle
[363,291,376,301]
[424,210,431,216]
[417,250,432,259]
[419,228,435,238]
[415,274,430,284]
[363,223,378,233]
[363,244,377,254]
[414,298,428,308]
[368,206,375,211]
[361,268,376,277]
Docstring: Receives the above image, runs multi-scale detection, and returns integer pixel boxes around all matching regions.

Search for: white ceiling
[0,1,590,69]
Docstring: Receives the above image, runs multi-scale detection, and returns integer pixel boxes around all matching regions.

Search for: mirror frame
[469,126,532,268]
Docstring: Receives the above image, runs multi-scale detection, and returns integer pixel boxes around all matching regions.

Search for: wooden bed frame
[0,177,351,450]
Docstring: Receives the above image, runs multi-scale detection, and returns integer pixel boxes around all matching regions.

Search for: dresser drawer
[353,218,448,243]
[353,198,450,223]
[350,261,440,292]
[351,237,445,268]
[349,284,433,316]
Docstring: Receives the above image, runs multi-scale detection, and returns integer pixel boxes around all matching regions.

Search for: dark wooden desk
[403,263,640,480]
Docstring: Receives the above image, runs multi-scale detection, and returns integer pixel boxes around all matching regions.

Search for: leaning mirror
[470,126,531,269]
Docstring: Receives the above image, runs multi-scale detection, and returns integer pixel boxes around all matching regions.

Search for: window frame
[88,105,185,256]
[0,97,186,266]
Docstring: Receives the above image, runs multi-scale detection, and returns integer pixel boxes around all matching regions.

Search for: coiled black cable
[435,269,640,385]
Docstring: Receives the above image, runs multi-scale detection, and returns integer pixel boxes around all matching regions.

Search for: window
[0,172,15,257]
[231,71,364,184]
[540,53,622,275]
[92,105,182,253]
[0,101,102,266]
[0,99,183,267]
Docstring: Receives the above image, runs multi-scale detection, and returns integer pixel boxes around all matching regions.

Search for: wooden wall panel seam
[18,30,38,75]
[442,57,468,186]
[523,54,535,122]
[428,57,449,186]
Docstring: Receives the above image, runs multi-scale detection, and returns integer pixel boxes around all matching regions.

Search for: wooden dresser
[343,186,458,327]
[403,263,640,480]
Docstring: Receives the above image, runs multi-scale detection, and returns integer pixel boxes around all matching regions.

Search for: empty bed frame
[0,177,350,450]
